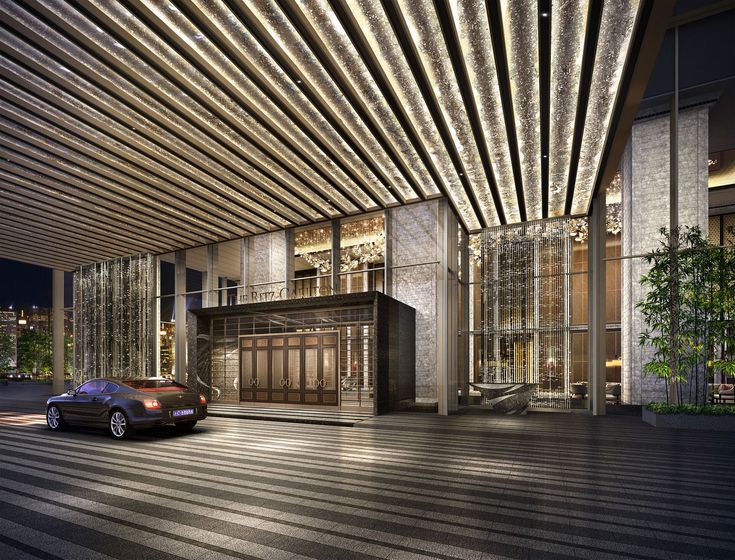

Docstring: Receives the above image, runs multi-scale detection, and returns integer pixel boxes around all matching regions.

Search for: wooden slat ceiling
[0,0,662,271]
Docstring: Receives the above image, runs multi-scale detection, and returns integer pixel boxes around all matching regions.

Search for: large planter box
[642,408,735,431]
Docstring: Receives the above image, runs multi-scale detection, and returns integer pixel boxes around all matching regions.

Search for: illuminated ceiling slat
[0,0,657,271]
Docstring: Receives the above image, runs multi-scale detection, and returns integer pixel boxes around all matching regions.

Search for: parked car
[46,377,207,439]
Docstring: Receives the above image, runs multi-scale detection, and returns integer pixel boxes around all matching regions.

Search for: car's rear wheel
[174,420,197,432]
[46,405,65,431]
[109,409,131,439]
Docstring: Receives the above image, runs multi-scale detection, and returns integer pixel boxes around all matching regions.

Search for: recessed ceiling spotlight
[541,12,549,17]
[296,79,302,84]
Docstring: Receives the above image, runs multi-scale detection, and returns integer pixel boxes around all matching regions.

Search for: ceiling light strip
[538,0,551,218]
[142,0,400,208]
[0,228,115,263]
[486,0,527,222]
[548,0,588,217]
[0,90,285,233]
[0,128,239,240]
[0,7,310,226]
[22,0,344,219]
[38,3,335,223]
[82,0,379,211]
[350,0,482,230]
[500,0,542,221]
[395,0,499,227]
[0,112,256,237]
[572,0,641,215]
[0,191,171,253]
[269,0,423,203]
[0,167,208,248]
[330,0,447,197]
[436,0,506,225]
[1,213,142,257]
[374,0,483,230]
[450,0,520,224]
[0,247,78,272]
[563,2,604,215]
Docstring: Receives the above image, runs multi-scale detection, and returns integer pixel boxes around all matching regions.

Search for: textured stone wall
[622,107,709,404]
[247,231,288,302]
[390,200,441,401]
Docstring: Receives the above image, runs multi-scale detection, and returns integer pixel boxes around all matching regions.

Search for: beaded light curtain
[73,254,155,386]
[481,218,575,408]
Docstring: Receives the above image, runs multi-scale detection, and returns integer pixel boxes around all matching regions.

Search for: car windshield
[124,379,189,392]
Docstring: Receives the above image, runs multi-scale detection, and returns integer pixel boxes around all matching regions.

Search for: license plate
[172,408,195,417]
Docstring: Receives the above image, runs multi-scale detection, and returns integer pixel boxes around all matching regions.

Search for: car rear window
[124,379,188,391]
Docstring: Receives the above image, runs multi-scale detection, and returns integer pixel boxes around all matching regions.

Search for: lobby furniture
[469,383,538,414]
[570,382,588,399]
[605,383,621,404]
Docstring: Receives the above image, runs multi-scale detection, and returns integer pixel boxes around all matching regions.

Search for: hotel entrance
[239,332,339,406]
[189,292,416,415]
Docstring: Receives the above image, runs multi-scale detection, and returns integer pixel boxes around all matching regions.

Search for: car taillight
[199,394,207,405]
[144,399,161,410]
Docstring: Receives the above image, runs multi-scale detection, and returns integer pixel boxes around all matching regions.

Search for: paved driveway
[0,384,732,559]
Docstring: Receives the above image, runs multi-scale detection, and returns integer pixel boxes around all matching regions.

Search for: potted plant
[638,225,735,428]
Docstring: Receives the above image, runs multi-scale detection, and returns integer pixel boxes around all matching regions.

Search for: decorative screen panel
[481,218,574,407]
[73,253,155,386]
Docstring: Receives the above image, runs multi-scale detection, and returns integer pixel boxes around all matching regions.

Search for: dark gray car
[46,377,207,439]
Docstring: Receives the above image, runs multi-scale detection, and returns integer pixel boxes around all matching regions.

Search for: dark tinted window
[124,378,188,390]
[77,380,106,395]
[102,382,119,394]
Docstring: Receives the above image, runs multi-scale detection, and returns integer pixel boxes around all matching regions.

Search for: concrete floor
[0,383,733,559]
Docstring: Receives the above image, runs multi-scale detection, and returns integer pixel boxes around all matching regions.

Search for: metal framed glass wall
[209,306,374,408]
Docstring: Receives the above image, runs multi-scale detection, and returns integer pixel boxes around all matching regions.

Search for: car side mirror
[67,389,77,397]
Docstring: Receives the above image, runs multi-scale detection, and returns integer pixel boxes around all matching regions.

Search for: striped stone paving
[0,407,733,559]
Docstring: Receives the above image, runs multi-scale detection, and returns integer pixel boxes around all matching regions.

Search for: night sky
[0,258,73,309]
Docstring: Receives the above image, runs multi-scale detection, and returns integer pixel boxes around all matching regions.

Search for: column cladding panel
[247,231,288,299]
[73,253,155,386]
[622,107,709,404]
[390,200,440,402]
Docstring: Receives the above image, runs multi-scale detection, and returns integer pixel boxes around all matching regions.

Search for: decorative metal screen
[481,218,575,408]
[73,253,155,385]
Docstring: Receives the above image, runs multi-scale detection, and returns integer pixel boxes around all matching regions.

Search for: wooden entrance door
[240,332,339,405]
[239,337,270,402]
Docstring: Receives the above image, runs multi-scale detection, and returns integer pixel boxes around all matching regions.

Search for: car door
[64,380,107,425]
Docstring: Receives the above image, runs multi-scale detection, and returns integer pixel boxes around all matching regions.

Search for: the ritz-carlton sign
[238,285,336,304]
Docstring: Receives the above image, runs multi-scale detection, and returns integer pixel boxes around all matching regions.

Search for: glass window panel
[294,224,332,283]
[339,214,385,294]
[288,349,301,389]
[323,347,336,390]
[304,336,318,346]
[159,254,175,296]
[272,349,283,385]
[241,338,252,348]
[241,350,252,380]
[288,337,301,346]
[305,348,318,389]
[256,350,268,387]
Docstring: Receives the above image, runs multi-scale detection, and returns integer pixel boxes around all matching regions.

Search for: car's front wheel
[46,405,65,431]
[109,409,131,439]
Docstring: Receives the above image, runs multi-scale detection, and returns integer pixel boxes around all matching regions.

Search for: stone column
[206,244,218,308]
[52,269,65,395]
[621,106,709,404]
[588,186,607,416]
[174,250,187,384]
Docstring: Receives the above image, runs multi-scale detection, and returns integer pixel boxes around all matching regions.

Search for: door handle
[254,378,260,387]
[279,378,286,388]
[286,378,292,388]
[92,397,98,401]
[318,379,326,388]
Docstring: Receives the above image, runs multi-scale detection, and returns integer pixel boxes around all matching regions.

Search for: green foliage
[0,333,13,371]
[637,226,735,405]
[645,402,735,416]
[17,329,52,374]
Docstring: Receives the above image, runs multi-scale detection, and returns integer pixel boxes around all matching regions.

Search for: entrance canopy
[0,0,673,270]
